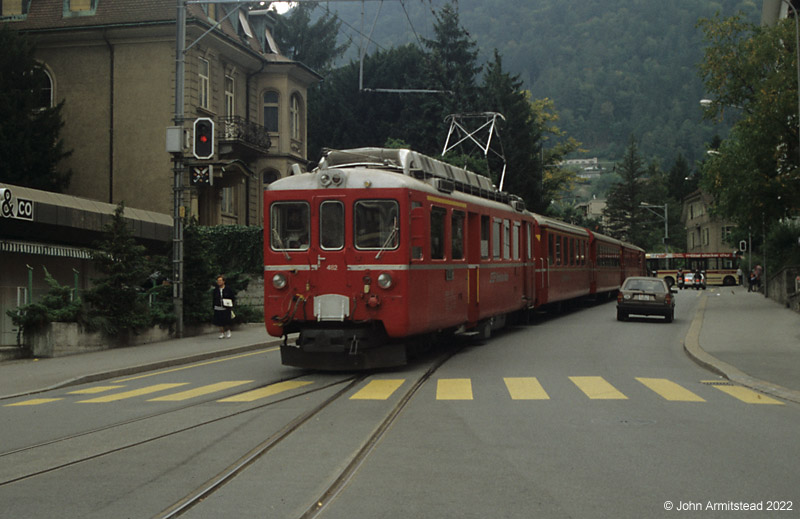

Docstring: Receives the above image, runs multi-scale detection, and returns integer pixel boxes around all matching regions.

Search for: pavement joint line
[0,340,282,402]
[683,294,800,405]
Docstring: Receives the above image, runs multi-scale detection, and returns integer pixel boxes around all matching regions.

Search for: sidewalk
[1,289,799,404]
[0,324,279,400]
[683,285,800,404]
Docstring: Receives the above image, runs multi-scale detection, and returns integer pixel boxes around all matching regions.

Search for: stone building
[4,0,320,224]
[682,189,736,253]
[1,1,320,345]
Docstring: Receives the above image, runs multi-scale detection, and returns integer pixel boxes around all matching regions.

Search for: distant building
[762,0,800,25]
[682,190,736,252]
[576,197,607,227]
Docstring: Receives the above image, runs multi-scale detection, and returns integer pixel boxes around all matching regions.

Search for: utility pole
[172,0,186,338]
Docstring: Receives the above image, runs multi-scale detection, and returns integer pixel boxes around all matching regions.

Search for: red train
[264,148,644,369]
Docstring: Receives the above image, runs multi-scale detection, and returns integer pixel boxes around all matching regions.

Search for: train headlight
[272,273,288,290]
[377,272,393,289]
[331,172,343,185]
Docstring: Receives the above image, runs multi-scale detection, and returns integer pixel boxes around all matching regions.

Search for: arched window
[33,66,53,110]
[263,169,280,184]
[290,93,302,141]
[263,91,279,133]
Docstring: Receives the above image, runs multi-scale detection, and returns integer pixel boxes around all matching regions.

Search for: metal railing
[218,116,271,151]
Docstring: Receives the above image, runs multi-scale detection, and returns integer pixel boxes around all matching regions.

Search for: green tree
[698,13,800,229]
[603,138,648,245]
[273,2,349,73]
[84,204,152,335]
[0,26,72,191]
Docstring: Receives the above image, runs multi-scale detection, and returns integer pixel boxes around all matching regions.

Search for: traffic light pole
[172,0,186,338]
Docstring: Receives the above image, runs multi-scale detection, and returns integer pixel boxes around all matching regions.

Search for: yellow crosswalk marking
[77,383,188,403]
[570,376,628,399]
[217,380,313,402]
[350,379,405,400]
[68,386,125,395]
[149,381,254,402]
[437,378,473,400]
[636,378,705,402]
[504,377,550,400]
[712,385,784,405]
[5,398,63,407]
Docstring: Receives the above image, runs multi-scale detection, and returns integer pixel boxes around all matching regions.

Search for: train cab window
[451,210,465,260]
[481,215,490,259]
[320,201,344,250]
[430,206,446,260]
[355,200,398,250]
[493,218,501,259]
[270,202,310,251]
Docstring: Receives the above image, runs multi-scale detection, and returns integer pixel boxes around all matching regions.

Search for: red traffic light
[193,117,214,159]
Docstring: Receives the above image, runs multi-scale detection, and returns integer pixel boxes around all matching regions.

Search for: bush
[6,267,83,345]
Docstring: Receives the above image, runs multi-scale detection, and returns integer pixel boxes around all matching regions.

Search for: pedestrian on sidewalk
[212,275,235,339]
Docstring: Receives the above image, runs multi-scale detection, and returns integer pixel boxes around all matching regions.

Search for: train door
[535,221,548,305]
[522,221,535,307]
[467,211,481,324]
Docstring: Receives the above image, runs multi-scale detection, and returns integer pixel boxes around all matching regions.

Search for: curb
[683,295,800,405]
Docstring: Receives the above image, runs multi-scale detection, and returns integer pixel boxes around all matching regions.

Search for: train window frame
[270,201,310,251]
[480,215,490,260]
[354,199,399,251]
[555,235,561,266]
[503,219,511,260]
[451,210,465,260]
[319,200,345,250]
[493,218,502,260]
[430,206,447,260]
[548,234,555,265]
[513,221,520,260]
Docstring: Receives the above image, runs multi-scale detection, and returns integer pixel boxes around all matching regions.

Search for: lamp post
[640,202,669,253]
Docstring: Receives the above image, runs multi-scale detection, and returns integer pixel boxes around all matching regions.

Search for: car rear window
[624,279,666,293]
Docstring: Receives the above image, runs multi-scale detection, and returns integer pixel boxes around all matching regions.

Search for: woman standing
[212,275,235,338]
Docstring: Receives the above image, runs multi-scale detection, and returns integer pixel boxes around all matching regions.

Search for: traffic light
[193,117,214,160]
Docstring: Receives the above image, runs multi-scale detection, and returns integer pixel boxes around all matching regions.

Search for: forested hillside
[307,0,760,165]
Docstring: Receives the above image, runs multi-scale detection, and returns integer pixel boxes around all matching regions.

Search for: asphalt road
[1,293,797,518]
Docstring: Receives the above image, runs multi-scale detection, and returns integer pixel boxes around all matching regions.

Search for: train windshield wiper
[271,228,291,261]
[375,218,398,260]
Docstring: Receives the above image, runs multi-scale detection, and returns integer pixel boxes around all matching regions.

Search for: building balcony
[218,116,271,158]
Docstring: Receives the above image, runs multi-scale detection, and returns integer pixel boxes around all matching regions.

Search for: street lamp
[640,202,669,252]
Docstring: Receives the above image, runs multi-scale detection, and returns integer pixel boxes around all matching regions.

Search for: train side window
[555,235,561,265]
[503,220,511,260]
[319,201,344,250]
[480,215,490,259]
[526,224,532,260]
[513,222,520,260]
[570,238,575,266]
[493,218,501,259]
[355,200,399,250]
[548,234,554,265]
[270,202,309,251]
[451,210,464,260]
[431,206,447,260]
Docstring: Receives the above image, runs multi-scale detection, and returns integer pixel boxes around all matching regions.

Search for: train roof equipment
[308,147,526,212]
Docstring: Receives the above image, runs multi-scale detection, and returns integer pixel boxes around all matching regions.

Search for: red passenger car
[264,148,644,369]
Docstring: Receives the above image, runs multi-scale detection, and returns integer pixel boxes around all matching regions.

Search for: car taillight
[665,294,672,304]
[617,292,623,303]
